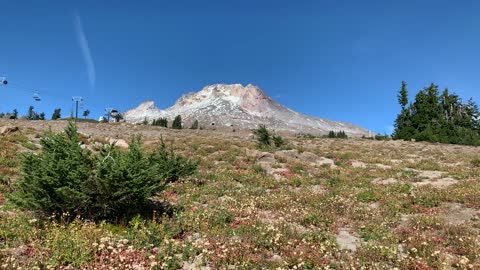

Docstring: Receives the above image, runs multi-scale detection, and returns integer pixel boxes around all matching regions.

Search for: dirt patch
[372,177,399,185]
[417,170,445,179]
[374,163,392,170]
[441,203,480,225]
[412,177,458,188]
[336,228,362,251]
[275,150,336,167]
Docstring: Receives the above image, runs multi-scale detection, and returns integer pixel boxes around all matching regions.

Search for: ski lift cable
[7,82,73,102]
[1,76,67,101]
[1,75,100,113]
[5,84,42,101]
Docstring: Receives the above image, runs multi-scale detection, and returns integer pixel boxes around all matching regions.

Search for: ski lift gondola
[33,92,41,101]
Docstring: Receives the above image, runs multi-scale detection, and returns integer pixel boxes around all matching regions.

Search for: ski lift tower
[72,96,83,120]
[105,107,113,122]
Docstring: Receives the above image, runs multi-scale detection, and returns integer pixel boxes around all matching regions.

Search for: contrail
[73,12,95,88]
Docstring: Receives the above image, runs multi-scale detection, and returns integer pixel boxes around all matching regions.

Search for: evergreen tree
[254,125,271,147]
[83,109,90,119]
[398,81,408,110]
[190,120,199,129]
[172,115,182,129]
[393,82,413,139]
[39,112,46,120]
[328,131,336,138]
[152,117,168,127]
[337,131,348,139]
[12,109,18,119]
[160,118,168,127]
[113,113,123,123]
[51,108,61,120]
[26,106,38,120]
[392,81,480,145]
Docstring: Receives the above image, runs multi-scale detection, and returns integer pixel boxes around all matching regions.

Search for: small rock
[298,151,319,163]
[317,157,336,167]
[372,178,399,185]
[258,152,275,163]
[267,254,283,263]
[351,161,367,168]
[275,149,300,159]
[246,148,266,159]
[368,202,380,209]
[336,228,362,251]
[219,195,234,203]
[417,170,444,179]
[374,164,392,170]
[412,177,458,188]
[310,185,326,194]
[94,141,104,147]
[0,125,19,135]
[442,203,480,225]
[107,137,129,148]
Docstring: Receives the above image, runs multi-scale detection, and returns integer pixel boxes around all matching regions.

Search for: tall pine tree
[172,115,182,129]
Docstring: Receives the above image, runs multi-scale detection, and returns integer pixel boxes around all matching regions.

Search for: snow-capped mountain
[123,84,370,136]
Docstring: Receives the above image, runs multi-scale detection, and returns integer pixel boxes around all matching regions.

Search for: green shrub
[10,122,94,217]
[356,189,381,203]
[9,121,197,222]
[272,135,285,147]
[254,125,271,148]
[253,125,286,149]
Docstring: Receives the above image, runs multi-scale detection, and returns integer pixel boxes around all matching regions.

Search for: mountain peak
[123,84,369,136]
[137,100,156,109]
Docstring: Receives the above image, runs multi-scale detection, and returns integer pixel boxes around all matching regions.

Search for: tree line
[393,81,480,145]
[1,106,91,120]
[149,115,199,130]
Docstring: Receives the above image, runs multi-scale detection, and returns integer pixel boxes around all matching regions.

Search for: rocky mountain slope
[123,84,370,136]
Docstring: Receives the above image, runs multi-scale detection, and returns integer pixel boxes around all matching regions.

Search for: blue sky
[1,0,480,134]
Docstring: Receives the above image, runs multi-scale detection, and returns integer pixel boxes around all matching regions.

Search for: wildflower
[459,256,469,265]
[28,218,38,224]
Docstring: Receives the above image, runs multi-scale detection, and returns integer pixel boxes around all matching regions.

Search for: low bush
[9,121,197,222]
[253,125,286,149]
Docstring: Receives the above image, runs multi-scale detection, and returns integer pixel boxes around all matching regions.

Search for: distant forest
[393,81,480,146]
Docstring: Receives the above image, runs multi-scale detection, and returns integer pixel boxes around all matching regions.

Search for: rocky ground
[0,119,479,269]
